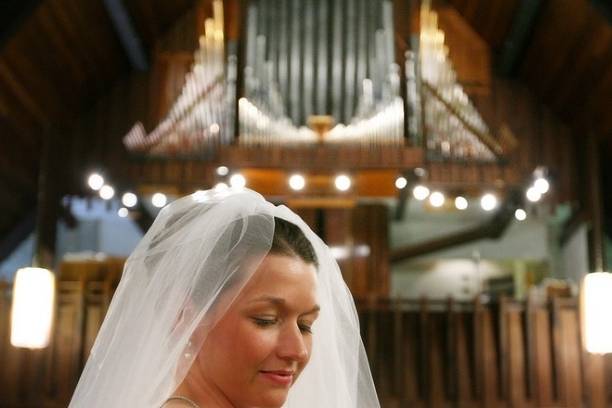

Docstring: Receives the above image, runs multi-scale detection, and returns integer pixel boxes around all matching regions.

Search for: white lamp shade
[582,272,612,354]
[10,267,55,349]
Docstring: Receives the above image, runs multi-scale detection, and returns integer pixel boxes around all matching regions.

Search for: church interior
[1,0,612,406]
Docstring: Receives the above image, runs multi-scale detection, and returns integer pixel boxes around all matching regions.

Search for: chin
[254,390,289,408]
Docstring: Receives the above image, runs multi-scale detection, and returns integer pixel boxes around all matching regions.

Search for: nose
[276,322,309,363]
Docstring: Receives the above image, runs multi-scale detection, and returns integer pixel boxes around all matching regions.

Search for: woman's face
[196,254,319,407]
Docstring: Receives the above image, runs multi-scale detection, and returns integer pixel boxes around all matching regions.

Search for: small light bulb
[534,177,549,194]
[412,185,430,200]
[515,208,527,221]
[480,193,497,211]
[455,196,468,210]
[395,176,408,189]
[88,173,104,191]
[289,174,306,191]
[121,192,137,208]
[526,186,542,202]
[429,191,445,207]
[334,175,351,191]
[99,185,115,200]
[152,193,167,208]
[230,173,246,189]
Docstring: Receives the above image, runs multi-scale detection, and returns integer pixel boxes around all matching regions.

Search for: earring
[184,340,193,359]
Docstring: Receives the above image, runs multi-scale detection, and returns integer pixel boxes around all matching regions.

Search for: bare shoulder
[160,400,196,408]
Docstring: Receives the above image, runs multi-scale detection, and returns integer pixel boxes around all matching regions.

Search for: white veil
[68,188,380,407]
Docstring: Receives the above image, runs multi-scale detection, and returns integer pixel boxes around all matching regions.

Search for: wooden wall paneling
[606,355,612,406]
[585,352,607,408]
[368,204,389,296]
[505,302,528,407]
[391,299,403,403]
[8,278,612,407]
[552,299,583,407]
[427,312,446,408]
[443,299,457,404]
[483,0,520,49]
[106,79,131,169]
[0,281,21,405]
[48,281,85,401]
[584,64,612,137]
[498,298,508,403]
[376,307,394,400]
[538,3,592,103]
[82,282,105,365]
[554,24,612,117]
[436,2,492,94]
[325,208,354,289]
[351,206,369,297]
[561,307,583,408]
[418,298,429,405]
[0,282,7,374]
[527,301,554,406]
[400,308,421,406]
[365,296,378,389]
[21,348,48,405]
[454,309,476,407]
[473,298,500,407]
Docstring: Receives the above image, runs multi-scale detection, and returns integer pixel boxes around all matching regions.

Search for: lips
[259,370,295,386]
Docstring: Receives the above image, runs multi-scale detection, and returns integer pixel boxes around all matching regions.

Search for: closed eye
[252,317,277,327]
[298,322,313,334]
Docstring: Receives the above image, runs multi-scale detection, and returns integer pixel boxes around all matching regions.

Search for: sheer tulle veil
[68,188,380,407]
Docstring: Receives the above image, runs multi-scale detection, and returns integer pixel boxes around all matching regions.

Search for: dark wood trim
[390,188,521,262]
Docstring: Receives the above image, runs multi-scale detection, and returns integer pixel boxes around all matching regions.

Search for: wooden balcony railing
[1,270,610,407]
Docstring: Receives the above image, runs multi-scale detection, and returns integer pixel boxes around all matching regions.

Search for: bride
[68,188,379,407]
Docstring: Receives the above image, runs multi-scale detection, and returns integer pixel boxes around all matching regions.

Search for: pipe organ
[419,0,499,162]
[122,0,504,168]
[240,0,403,147]
[123,0,233,157]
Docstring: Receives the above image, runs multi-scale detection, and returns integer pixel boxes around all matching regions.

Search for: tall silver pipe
[315,0,329,114]
[331,0,344,122]
[303,0,315,121]
[245,5,258,73]
[355,0,367,105]
[278,0,289,106]
[343,0,357,121]
[382,1,395,69]
[289,0,301,123]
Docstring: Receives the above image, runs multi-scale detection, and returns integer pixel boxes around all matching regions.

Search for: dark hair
[270,217,318,268]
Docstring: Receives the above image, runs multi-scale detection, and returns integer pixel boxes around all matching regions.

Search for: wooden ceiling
[448,0,612,139]
[0,0,611,258]
[0,0,194,257]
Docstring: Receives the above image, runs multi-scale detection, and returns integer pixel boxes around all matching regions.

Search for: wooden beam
[496,0,544,76]
[33,128,67,269]
[0,209,36,263]
[559,208,586,247]
[0,0,41,48]
[584,134,606,271]
[390,188,521,262]
[220,145,424,170]
[103,0,149,71]
[0,61,49,124]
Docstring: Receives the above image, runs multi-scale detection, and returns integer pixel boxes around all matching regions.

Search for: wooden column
[33,129,62,269]
[584,134,606,271]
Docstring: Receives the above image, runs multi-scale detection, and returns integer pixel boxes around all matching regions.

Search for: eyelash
[252,318,313,334]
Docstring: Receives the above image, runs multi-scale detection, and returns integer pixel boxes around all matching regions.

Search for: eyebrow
[248,296,320,314]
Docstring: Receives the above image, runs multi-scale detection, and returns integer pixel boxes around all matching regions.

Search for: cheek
[235,321,278,366]
[203,318,278,374]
